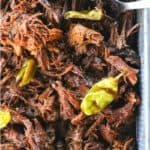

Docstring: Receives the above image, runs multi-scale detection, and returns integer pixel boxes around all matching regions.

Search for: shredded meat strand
[106,55,138,85]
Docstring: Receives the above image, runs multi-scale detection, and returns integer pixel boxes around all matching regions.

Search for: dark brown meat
[0,12,63,56]
[0,57,6,73]
[99,124,117,144]
[110,47,140,68]
[26,87,59,122]
[105,55,138,85]
[66,126,84,150]
[0,0,140,149]
[52,81,80,120]
[85,113,104,138]
[0,108,55,150]
[112,138,135,150]
[0,143,17,150]
[83,141,105,150]
[68,24,103,55]
[28,119,55,150]
[3,127,25,148]
[39,0,64,25]
[104,101,136,129]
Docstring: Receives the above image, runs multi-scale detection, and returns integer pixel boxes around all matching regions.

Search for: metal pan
[137,7,150,150]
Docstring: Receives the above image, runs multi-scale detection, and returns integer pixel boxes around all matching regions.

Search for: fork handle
[124,1,150,11]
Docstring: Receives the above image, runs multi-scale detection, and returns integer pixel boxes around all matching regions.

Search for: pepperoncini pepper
[0,110,11,129]
[16,58,37,87]
[80,74,122,115]
[64,8,103,21]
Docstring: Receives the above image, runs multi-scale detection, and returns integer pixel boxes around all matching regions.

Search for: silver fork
[115,0,150,13]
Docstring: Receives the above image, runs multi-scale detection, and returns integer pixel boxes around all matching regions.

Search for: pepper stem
[114,73,124,81]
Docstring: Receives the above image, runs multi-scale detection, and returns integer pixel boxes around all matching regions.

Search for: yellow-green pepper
[16,58,37,87]
[80,74,122,115]
[64,8,103,21]
[0,110,11,129]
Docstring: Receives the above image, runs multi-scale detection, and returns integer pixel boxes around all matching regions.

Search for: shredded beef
[0,0,140,149]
